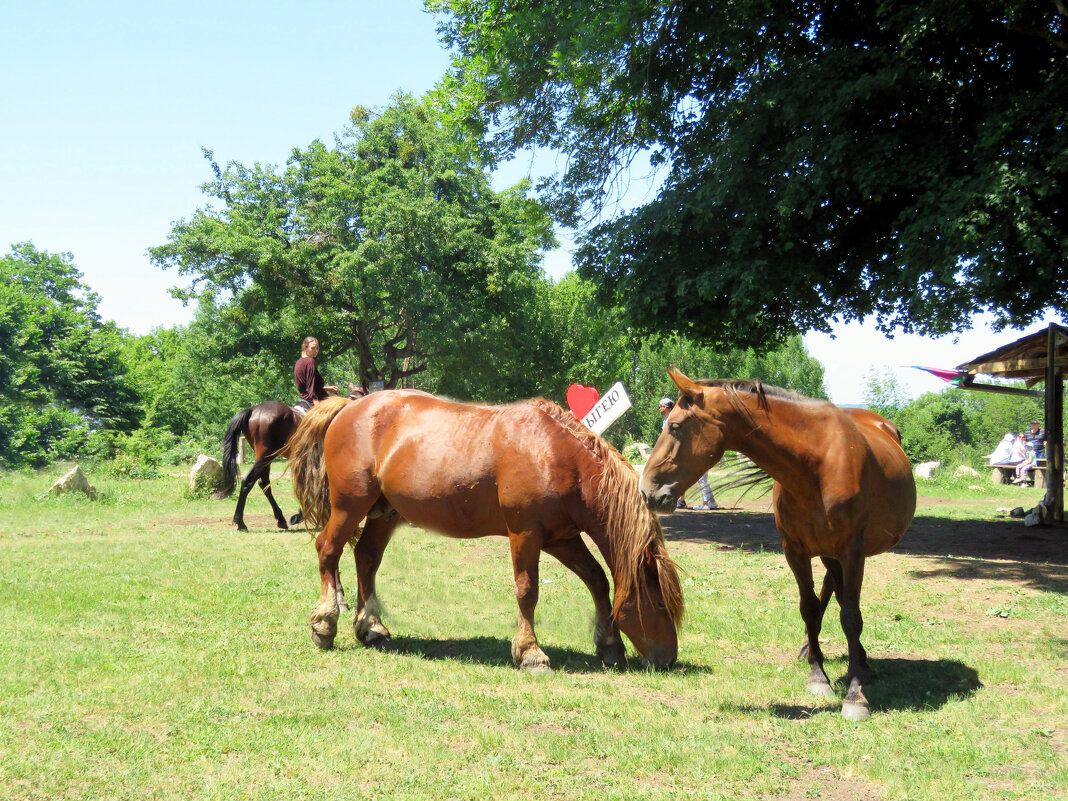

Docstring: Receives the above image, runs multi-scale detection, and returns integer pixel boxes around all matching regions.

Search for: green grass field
[0,465,1064,800]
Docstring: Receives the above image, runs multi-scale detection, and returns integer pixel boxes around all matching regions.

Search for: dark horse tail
[215,406,254,499]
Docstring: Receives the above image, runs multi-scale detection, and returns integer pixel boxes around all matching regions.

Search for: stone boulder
[190,454,223,493]
[914,461,942,480]
[954,465,980,479]
[49,465,97,499]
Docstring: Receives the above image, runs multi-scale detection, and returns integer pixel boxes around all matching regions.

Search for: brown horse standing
[640,368,915,720]
[216,401,301,532]
[286,390,684,670]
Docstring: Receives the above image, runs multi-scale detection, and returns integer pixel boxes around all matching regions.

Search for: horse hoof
[842,700,871,721]
[288,513,303,526]
[806,679,835,698]
[235,523,248,532]
[361,629,392,650]
[519,652,552,673]
[598,641,628,669]
[276,519,288,530]
[311,629,335,650]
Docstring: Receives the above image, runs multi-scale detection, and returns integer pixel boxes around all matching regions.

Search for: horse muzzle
[641,645,678,671]
[640,487,679,515]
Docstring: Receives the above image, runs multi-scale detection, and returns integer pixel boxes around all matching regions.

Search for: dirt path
[659,497,1068,595]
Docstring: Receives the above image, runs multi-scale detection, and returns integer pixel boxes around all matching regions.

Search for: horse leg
[798,558,837,660]
[837,549,872,722]
[353,514,400,648]
[256,460,289,530]
[232,459,266,531]
[824,556,871,682]
[334,547,349,614]
[543,537,626,668]
[509,529,551,672]
[783,543,833,698]
[309,506,363,650]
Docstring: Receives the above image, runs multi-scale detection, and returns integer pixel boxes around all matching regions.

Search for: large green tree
[151,94,556,395]
[0,243,139,466]
[430,0,1068,349]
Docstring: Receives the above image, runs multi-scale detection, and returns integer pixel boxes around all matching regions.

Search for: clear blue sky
[2,1,1060,404]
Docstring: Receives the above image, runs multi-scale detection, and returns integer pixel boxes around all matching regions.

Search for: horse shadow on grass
[343,634,715,674]
[730,656,982,719]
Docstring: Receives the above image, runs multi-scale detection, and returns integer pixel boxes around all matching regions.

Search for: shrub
[894,394,974,464]
[622,443,648,464]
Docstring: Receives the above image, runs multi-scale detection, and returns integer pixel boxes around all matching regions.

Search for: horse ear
[667,366,702,403]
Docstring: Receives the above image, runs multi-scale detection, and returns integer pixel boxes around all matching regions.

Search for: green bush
[93,428,181,480]
[0,406,93,468]
[161,437,217,466]
[895,394,974,463]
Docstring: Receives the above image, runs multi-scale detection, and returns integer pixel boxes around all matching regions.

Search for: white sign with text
[581,381,632,435]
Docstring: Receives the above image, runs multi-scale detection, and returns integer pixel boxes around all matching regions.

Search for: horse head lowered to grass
[640,368,916,720]
[286,390,683,670]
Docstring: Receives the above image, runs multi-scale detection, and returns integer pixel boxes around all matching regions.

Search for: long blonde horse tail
[285,396,352,530]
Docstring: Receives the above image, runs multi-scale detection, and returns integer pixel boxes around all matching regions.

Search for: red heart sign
[566,383,600,420]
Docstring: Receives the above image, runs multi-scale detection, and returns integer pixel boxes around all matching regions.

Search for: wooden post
[1043,324,1064,523]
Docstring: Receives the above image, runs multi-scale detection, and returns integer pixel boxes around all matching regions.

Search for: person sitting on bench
[1013,440,1037,485]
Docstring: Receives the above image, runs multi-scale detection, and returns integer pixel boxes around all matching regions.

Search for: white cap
[659,397,674,408]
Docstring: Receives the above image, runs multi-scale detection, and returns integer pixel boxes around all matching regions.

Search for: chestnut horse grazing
[287,391,684,670]
[640,368,915,720]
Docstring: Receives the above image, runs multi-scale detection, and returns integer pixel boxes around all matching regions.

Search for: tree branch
[1004,21,1068,52]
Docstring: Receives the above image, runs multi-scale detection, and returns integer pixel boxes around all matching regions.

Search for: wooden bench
[990,458,1048,488]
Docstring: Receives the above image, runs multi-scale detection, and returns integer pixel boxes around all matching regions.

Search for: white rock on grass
[914,461,942,480]
[49,465,97,499]
[190,454,223,493]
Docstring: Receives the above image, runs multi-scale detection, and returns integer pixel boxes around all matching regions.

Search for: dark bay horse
[216,386,367,531]
[640,368,915,720]
[216,401,302,531]
[286,390,684,670]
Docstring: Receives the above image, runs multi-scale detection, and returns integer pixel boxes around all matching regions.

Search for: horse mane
[693,378,815,429]
[525,398,684,627]
[695,377,812,402]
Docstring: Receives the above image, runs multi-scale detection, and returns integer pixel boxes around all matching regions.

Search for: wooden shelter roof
[955,323,1068,386]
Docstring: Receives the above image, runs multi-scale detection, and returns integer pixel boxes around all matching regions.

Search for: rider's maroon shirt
[294,356,327,402]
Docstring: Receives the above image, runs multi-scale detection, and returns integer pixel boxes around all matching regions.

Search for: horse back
[324,391,584,538]
[248,401,299,452]
[844,407,902,445]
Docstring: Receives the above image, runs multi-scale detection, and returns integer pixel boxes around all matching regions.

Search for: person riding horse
[216,337,365,531]
[294,336,338,414]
